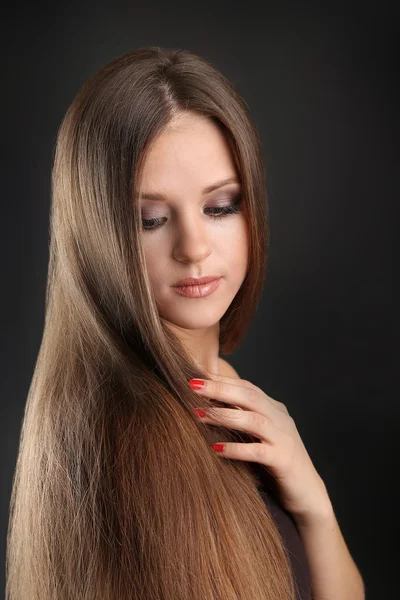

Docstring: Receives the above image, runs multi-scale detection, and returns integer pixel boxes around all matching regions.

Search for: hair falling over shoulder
[6,47,297,600]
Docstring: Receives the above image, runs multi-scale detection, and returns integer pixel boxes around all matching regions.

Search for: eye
[141,193,243,232]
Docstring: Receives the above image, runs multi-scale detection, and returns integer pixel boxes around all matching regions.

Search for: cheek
[141,242,166,286]
[234,224,249,277]
[223,219,248,263]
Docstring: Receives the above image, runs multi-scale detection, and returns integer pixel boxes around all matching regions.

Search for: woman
[6,47,364,600]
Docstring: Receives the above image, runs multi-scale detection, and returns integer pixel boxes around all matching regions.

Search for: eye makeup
[140,192,243,232]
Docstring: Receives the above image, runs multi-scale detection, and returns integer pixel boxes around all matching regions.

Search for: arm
[293,501,365,600]
[204,365,365,599]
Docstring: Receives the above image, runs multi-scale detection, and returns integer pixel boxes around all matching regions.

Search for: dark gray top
[255,464,312,600]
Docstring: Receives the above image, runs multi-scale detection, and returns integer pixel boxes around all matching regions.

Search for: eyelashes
[141,193,243,232]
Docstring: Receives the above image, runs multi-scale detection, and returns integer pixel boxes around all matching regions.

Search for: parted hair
[6,47,297,600]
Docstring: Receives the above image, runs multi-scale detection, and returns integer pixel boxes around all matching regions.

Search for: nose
[172,214,212,264]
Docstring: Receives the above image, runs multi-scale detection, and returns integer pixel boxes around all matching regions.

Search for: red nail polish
[211,443,225,453]
[189,379,205,389]
[194,408,207,418]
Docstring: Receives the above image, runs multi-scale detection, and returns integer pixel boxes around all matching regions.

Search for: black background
[1,3,397,598]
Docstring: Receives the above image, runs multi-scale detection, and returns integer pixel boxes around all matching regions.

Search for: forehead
[138,114,238,193]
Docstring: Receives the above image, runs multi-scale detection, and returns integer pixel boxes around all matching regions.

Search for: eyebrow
[136,177,240,201]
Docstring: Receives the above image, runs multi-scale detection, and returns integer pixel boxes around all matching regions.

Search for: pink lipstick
[172,276,221,298]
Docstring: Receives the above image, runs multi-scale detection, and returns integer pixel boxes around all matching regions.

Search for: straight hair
[6,47,297,600]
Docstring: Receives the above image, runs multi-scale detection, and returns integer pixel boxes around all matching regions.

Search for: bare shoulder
[218,357,241,379]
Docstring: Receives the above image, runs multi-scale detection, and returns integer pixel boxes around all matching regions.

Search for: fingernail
[194,408,207,418]
[211,443,225,453]
[188,379,205,389]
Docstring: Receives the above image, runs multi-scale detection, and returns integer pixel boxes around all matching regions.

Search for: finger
[190,378,276,420]
[197,407,278,444]
[204,371,256,389]
[210,441,276,466]
[201,373,286,414]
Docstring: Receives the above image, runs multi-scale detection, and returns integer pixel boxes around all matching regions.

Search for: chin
[160,307,227,329]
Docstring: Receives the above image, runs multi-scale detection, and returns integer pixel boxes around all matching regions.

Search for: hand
[190,373,332,524]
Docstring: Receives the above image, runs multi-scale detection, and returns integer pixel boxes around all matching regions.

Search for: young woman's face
[138,112,248,330]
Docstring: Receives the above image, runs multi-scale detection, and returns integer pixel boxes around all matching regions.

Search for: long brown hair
[6,47,297,600]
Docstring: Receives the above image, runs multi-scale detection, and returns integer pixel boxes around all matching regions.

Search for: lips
[173,276,221,287]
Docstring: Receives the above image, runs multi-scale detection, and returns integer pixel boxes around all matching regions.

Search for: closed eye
[141,193,243,232]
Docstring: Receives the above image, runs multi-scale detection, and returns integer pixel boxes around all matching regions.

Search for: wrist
[292,480,335,530]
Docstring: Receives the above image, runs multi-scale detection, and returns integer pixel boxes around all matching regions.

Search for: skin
[189,373,365,599]
[138,111,248,376]
[137,113,365,600]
